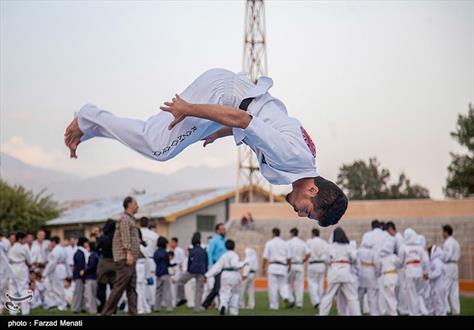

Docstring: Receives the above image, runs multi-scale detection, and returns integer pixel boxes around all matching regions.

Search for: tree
[445,103,474,198]
[0,179,59,233]
[337,157,429,200]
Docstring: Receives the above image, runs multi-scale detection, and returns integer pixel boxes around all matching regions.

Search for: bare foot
[64,117,83,158]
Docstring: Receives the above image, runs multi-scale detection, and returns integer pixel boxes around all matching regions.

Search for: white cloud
[1,136,64,168]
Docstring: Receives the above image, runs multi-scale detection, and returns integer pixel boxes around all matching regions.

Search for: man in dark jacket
[71,237,89,313]
[176,232,208,312]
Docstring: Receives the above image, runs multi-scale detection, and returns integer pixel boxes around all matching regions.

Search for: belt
[10,260,27,265]
[406,260,421,265]
[361,261,375,267]
[309,260,324,264]
[269,261,287,266]
[222,267,239,272]
[332,260,350,264]
[249,270,256,274]
[239,97,255,111]
[383,269,398,275]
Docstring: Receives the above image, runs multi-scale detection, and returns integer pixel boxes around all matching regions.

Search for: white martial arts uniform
[378,240,401,316]
[442,235,461,315]
[65,244,77,276]
[356,234,380,315]
[319,242,360,316]
[170,246,186,306]
[7,242,32,315]
[398,229,429,316]
[30,239,50,265]
[393,231,408,315]
[428,245,447,315]
[240,248,258,309]
[263,236,291,310]
[0,241,14,312]
[136,245,151,314]
[287,236,309,308]
[139,227,158,308]
[417,235,430,315]
[76,68,318,187]
[306,236,329,307]
[43,244,68,310]
[205,250,245,315]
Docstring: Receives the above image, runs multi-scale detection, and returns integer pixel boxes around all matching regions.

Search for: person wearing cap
[64,68,347,227]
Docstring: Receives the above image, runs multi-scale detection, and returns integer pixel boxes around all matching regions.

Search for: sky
[1,0,473,199]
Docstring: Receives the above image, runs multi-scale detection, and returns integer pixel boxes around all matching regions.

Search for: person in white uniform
[30,230,50,267]
[377,239,402,316]
[0,239,14,314]
[65,237,77,277]
[240,247,258,309]
[7,232,32,315]
[169,237,186,306]
[428,244,447,316]
[441,225,461,315]
[138,217,158,309]
[64,68,348,227]
[356,233,380,315]
[319,228,360,316]
[306,228,329,309]
[286,227,309,308]
[43,236,68,311]
[398,228,429,316]
[205,240,246,316]
[262,228,292,310]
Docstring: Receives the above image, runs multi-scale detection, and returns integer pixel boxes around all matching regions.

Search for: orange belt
[333,260,351,264]
[361,261,375,267]
[406,260,421,265]
[383,269,398,275]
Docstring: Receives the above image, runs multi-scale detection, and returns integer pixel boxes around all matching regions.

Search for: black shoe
[219,306,226,316]
[284,299,295,308]
[314,304,320,309]
[176,299,187,307]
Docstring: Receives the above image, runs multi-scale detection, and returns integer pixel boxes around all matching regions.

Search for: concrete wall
[228,199,474,280]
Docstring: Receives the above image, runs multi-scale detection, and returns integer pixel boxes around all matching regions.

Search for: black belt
[239,97,255,111]
[269,261,287,266]
[309,260,325,264]
[249,270,256,274]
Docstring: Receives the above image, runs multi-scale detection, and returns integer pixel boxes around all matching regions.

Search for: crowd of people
[0,196,462,316]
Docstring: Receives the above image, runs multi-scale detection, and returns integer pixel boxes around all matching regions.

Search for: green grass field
[26,293,474,316]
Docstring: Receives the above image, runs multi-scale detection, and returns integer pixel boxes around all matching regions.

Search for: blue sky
[1,0,473,198]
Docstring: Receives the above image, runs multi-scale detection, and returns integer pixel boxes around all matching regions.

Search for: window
[64,229,84,239]
[196,215,216,232]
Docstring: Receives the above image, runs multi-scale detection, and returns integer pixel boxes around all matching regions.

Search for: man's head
[290,227,299,237]
[139,217,149,228]
[123,196,139,215]
[26,233,34,245]
[442,225,453,240]
[371,219,381,230]
[215,223,226,237]
[170,237,178,249]
[7,232,16,244]
[272,227,280,237]
[50,236,60,249]
[191,232,201,246]
[77,237,89,248]
[15,231,27,244]
[157,236,168,249]
[36,229,46,242]
[68,237,77,247]
[225,239,235,251]
[386,221,397,236]
[286,176,348,227]
[312,228,320,237]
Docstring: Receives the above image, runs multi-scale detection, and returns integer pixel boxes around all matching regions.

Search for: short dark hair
[139,217,149,227]
[442,225,453,236]
[386,221,396,231]
[225,239,235,250]
[191,232,201,246]
[312,176,348,227]
[157,236,168,249]
[215,223,224,232]
[290,227,299,236]
[371,219,381,229]
[78,237,89,247]
[312,228,320,237]
[171,237,178,243]
[123,196,134,209]
[50,236,60,244]
[15,231,27,241]
[272,227,280,236]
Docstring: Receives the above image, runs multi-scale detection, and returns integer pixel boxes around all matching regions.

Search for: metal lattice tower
[236,0,273,203]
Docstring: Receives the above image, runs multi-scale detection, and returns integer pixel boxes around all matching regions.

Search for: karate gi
[378,240,401,316]
[263,237,291,310]
[0,241,13,313]
[43,244,68,310]
[357,234,380,315]
[306,236,329,307]
[30,240,50,265]
[75,68,318,186]
[205,250,245,315]
[240,248,258,309]
[7,242,32,315]
[287,236,309,307]
[140,227,158,307]
[428,245,447,316]
[442,235,461,315]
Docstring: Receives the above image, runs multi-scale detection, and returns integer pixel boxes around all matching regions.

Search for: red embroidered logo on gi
[300,127,316,158]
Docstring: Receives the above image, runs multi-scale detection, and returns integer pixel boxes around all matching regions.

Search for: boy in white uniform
[441,225,461,315]
[306,228,329,309]
[7,232,32,315]
[65,68,348,227]
[240,247,258,309]
[138,217,159,308]
[286,227,309,308]
[377,239,401,315]
[43,236,68,311]
[205,240,246,316]
[0,239,13,314]
[356,234,380,315]
[262,228,292,310]
[428,245,447,316]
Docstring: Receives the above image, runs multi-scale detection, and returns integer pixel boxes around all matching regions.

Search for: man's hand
[64,117,84,159]
[160,94,192,130]
[79,270,85,277]
[126,250,134,266]
[201,127,233,147]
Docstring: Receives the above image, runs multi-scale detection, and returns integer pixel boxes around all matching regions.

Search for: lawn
[27,293,474,316]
